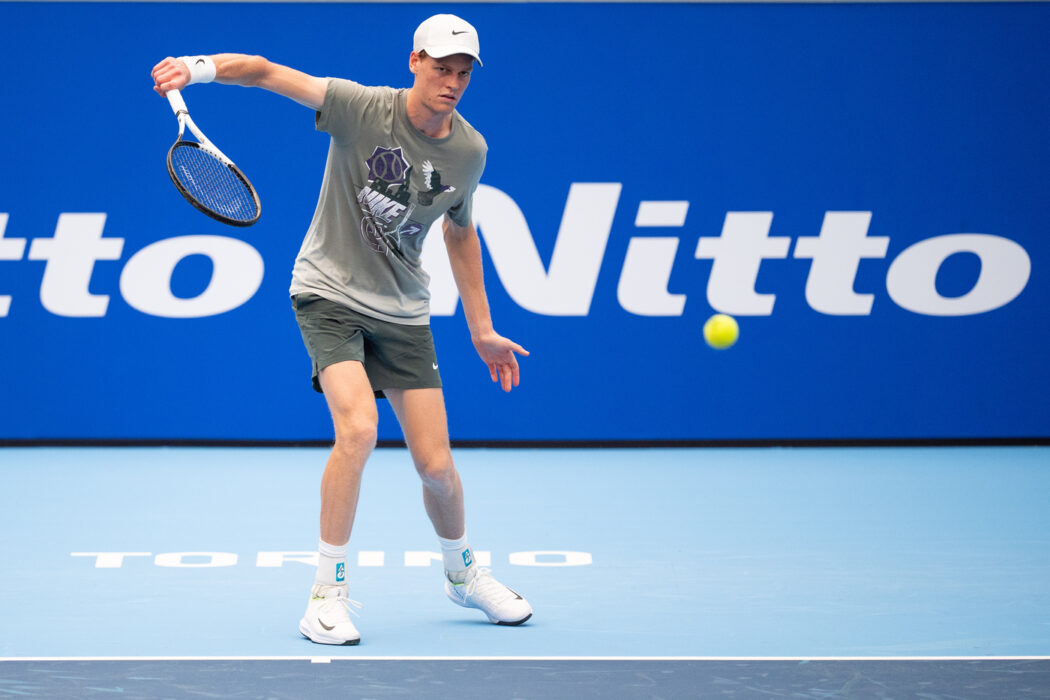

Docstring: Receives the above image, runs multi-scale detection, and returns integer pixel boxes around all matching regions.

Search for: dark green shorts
[292,293,442,398]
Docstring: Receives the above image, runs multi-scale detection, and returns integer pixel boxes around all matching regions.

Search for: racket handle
[166,88,188,116]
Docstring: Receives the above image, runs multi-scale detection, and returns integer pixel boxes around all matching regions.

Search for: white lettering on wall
[423,183,621,316]
[617,237,686,316]
[2,198,1034,322]
[695,212,792,315]
[794,211,889,315]
[28,213,123,317]
[886,233,1032,316]
[120,235,264,318]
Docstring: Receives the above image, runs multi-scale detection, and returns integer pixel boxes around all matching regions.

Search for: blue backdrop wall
[1,2,1047,442]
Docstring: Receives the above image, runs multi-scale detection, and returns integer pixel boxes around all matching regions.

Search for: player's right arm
[151,54,328,111]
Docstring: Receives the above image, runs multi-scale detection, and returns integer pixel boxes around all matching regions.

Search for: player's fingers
[510,360,521,387]
[488,363,498,383]
[511,342,529,357]
[157,75,187,94]
[151,58,178,81]
[500,365,512,392]
[153,61,188,89]
[152,73,173,92]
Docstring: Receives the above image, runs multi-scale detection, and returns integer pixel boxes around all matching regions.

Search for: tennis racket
[165,89,261,226]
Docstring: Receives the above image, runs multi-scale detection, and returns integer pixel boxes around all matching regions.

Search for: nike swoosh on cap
[452,30,469,35]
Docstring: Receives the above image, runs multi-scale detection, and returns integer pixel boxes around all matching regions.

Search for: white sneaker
[445,568,532,626]
[298,583,362,645]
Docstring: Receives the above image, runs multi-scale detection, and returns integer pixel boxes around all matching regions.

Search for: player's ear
[409,50,420,74]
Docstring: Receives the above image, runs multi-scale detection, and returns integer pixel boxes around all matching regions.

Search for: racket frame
[165,89,261,227]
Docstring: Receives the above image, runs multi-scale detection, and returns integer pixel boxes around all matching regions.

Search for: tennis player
[152,13,532,645]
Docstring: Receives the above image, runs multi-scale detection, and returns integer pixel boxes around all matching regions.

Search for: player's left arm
[442,215,528,392]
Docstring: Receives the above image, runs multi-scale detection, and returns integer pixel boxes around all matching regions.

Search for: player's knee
[333,415,377,453]
[415,452,456,487]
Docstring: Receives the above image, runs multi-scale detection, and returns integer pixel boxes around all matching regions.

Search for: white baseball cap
[413,14,482,66]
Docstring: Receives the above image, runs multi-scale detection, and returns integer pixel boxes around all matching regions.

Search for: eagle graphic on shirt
[418,160,456,207]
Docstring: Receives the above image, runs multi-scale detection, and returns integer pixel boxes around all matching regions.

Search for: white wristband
[178,55,217,85]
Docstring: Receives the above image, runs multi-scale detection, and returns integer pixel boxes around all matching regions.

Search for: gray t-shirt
[290,78,487,325]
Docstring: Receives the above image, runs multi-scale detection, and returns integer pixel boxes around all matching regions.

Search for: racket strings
[170,144,258,223]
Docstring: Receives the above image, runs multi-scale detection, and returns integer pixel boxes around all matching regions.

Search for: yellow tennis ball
[703,313,739,349]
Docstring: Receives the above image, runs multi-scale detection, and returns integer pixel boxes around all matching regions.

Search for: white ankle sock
[439,533,475,583]
[316,539,348,586]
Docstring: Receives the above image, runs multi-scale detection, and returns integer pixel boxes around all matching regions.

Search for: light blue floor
[1,446,1048,658]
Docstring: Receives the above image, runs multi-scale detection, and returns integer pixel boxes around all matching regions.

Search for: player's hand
[472,330,529,393]
[151,57,190,96]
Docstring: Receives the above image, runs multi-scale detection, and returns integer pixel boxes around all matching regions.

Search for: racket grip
[166,88,188,116]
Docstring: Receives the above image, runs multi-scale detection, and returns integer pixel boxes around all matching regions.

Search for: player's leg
[298,360,377,645]
[384,387,462,538]
[291,294,377,645]
[317,360,379,546]
[386,387,532,626]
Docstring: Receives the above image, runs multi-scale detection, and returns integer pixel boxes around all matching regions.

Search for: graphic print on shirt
[419,160,456,206]
[357,147,456,254]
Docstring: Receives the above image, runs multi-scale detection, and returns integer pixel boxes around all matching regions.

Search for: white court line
[1,656,1049,662]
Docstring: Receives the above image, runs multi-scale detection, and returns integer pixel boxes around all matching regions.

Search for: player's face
[410,52,474,114]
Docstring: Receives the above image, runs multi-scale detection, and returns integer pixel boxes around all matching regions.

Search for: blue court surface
[1,445,1048,697]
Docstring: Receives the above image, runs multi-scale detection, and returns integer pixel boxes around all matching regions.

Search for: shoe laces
[315,586,362,621]
[462,568,515,604]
